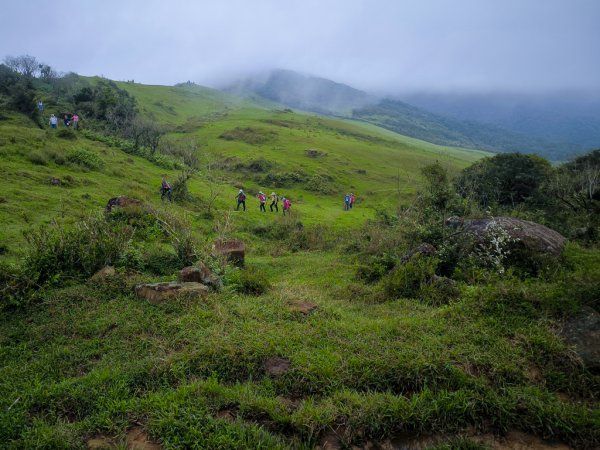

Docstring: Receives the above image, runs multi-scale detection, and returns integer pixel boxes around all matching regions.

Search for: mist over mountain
[226,69,377,115]
[399,91,600,156]
[226,69,593,160]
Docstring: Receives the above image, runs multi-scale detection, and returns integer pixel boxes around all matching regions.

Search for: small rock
[400,243,437,262]
[561,306,600,371]
[212,239,245,267]
[135,282,209,304]
[264,356,290,376]
[179,263,223,291]
[126,426,162,450]
[288,301,318,315]
[91,266,116,281]
[105,195,144,213]
[49,176,61,186]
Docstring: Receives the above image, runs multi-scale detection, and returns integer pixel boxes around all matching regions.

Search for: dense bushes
[23,214,134,285]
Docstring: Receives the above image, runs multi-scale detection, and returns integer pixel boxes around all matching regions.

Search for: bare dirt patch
[264,356,291,376]
[288,300,318,315]
[126,427,162,450]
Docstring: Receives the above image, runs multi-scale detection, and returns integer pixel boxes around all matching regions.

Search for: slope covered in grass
[1,79,598,450]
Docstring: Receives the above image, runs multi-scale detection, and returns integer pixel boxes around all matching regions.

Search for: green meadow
[0,79,598,450]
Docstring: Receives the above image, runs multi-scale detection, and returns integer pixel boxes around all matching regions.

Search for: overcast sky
[1,0,599,93]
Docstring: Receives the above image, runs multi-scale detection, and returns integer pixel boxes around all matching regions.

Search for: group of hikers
[235,190,292,215]
[48,112,80,129]
[41,100,81,130]
[159,177,356,214]
[344,193,356,210]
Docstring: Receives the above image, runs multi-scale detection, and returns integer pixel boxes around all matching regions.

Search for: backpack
[239,193,246,202]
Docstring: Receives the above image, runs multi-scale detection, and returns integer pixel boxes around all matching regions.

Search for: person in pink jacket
[282,197,291,216]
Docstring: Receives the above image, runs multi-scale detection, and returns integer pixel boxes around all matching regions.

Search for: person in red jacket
[257,191,267,212]
[282,197,291,216]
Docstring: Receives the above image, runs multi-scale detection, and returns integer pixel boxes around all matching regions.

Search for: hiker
[282,197,291,216]
[344,193,351,211]
[350,193,356,209]
[269,192,279,212]
[37,100,44,112]
[160,176,172,201]
[236,189,246,211]
[49,114,58,129]
[257,191,267,212]
[72,113,80,130]
[63,114,70,127]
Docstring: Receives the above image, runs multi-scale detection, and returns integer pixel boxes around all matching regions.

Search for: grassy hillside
[1,80,598,450]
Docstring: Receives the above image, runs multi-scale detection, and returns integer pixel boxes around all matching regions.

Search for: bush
[0,261,36,309]
[23,213,133,285]
[238,265,271,295]
[356,253,397,283]
[382,255,438,299]
[67,148,104,170]
[56,129,77,140]
[27,151,48,165]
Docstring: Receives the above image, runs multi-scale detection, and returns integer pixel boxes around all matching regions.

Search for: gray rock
[179,263,223,291]
[462,217,566,256]
[135,281,209,304]
[562,306,600,371]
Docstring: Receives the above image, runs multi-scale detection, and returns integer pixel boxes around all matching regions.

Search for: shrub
[382,255,438,299]
[142,246,180,275]
[27,151,48,165]
[56,128,77,140]
[0,261,36,309]
[67,148,104,170]
[356,253,397,283]
[23,213,133,285]
[231,265,270,295]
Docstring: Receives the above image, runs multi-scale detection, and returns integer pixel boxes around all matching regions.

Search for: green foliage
[56,128,77,140]
[226,265,271,295]
[66,148,104,170]
[382,255,438,299]
[456,153,552,208]
[27,151,49,166]
[219,126,276,145]
[22,213,134,285]
[262,170,307,187]
[356,253,397,283]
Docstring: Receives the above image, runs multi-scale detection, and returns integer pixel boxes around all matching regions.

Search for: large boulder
[90,266,116,281]
[561,306,600,371]
[105,195,144,213]
[400,243,437,262]
[135,281,209,304]
[461,217,566,256]
[212,239,245,266]
[179,263,223,291]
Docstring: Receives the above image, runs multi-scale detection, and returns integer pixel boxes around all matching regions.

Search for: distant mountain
[225,69,594,160]
[226,69,377,115]
[399,92,600,159]
[351,99,560,156]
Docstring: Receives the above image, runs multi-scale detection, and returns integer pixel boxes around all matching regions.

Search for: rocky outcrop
[91,266,116,281]
[401,243,437,262]
[105,196,144,213]
[461,217,566,256]
[179,263,223,291]
[135,281,209,304]
[213,239,245,266]
[562,306,600,371]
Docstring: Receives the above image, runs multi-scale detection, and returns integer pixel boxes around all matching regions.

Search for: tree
[3,55,40,78]
[456,153,552,208]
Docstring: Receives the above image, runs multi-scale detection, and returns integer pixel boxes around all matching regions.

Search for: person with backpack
[63,114,71,127]
[257,191,267,212]
[282,196,291,216]
[269,192,279,212]
[160,176,172,201]
[344,193,351,211]
[350,193,356,209]
[49,114,58,129]
[236,189,246,211]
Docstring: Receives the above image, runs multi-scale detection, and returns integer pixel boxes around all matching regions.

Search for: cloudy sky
[1,0,599,93]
